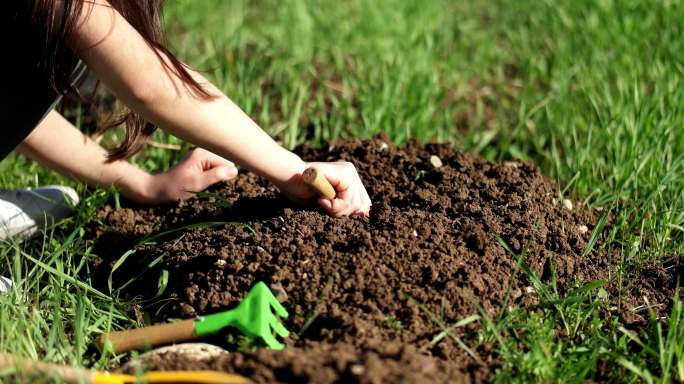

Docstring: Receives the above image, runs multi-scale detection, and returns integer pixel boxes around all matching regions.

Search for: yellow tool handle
[302,167,336,200]
[98,319,197,354]
[0,351,96,383]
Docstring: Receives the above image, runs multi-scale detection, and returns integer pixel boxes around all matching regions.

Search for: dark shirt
[0,1,83,160]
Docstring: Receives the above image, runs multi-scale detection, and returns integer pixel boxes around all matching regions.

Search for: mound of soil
[90,136,677,383]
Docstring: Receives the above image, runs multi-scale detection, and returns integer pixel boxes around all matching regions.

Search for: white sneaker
[0,276,11,294]
[0,185,79,241]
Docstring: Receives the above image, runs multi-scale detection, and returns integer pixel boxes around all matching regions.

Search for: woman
[0,0,371,293]
[1,0,371,239]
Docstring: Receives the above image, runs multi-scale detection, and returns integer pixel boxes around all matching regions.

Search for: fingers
[350,190,361,213]
[189,147,236,170]
[185,148,238,189]
[349,188,371,217]
[319,198,352,217]
[200,165,238,187]
[336,195,358,217]
[359,187,372,216]
[318,191,369,217]
[320,162,351,193]
[318,198,333,212]
[310,161,371,217]
[205,153,235,169]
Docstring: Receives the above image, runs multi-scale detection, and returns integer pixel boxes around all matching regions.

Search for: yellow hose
[92,370,250,384]
[91,372,132,384]
[1,351,249,384]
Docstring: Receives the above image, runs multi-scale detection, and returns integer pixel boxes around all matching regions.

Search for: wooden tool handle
[302,167,336,200]
[0,352,95,383]
[98,319,197,354]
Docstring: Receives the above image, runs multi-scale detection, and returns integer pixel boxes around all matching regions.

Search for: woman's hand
[313,161,371,217]
[142,148,238,204]
[279,161,372,217]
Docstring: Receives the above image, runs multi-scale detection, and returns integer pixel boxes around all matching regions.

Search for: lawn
[1,0,683,382]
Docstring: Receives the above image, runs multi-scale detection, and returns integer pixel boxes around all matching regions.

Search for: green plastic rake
[99,282,290,353]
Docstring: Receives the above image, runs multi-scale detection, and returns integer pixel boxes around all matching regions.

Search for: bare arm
[67,0,370,216]
[71,1,302,189]
[18,110,237,204]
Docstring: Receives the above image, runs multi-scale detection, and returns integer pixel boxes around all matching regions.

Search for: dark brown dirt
[90,136,680,383]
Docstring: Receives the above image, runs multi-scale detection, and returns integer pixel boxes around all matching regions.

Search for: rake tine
[270,318,290,338]
[261,330,285,350]
[268,295,289,318]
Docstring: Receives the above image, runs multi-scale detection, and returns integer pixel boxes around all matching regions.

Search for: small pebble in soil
[562,198,573,211]
[429,155,443,169]
[213,259,227,268]
[578,225,589,234]
[503,161,519,168]
[524,286,535,294]
[350,364,366,375]
[378,142,389,152]
[412,229,418,238]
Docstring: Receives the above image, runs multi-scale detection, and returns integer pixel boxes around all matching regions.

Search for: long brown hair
[30,0,214,160]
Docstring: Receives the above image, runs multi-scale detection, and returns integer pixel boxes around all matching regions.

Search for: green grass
[1,0,683,381]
